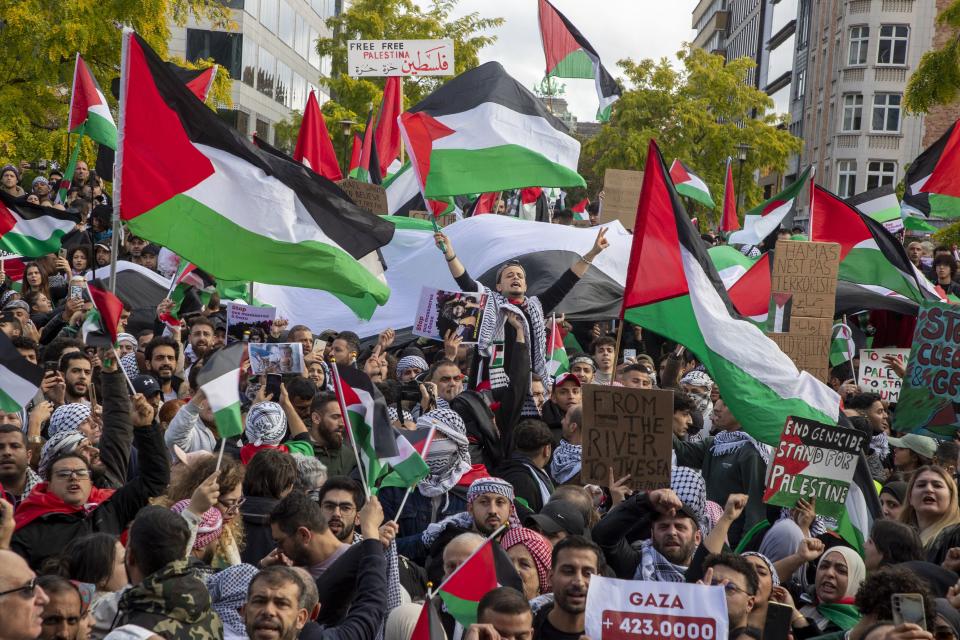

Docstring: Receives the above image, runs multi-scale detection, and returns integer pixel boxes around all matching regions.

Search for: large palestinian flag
[811,185,941,304]
[0,332,42,414]
[669,160,715,209]
[0,191,79,257]
[904,120,960,218]
[537,0,622,122]
[116,31,393,320]
[728,167,812,246]
[436,536,523,627]
[333,365,398,492]
[70,54,117,150]
[622,140,839,445]
[196,343,245,438]
[846,185,903,233]
[399,62,585,199]
[708,246,770,324]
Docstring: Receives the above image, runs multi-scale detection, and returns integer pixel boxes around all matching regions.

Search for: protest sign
[347,39,454,77]
[895,301,960,435]
[336,179,388,215]
[226,302,276,344]
[412,287,488,343]
[585,575,728,640]
[770,241,840,318]
[859,348,909,403]
[248,342,304,375]
[763,416,865,518]
[408,210,457,227]
[602,169,644,231]
[581,385,672,492]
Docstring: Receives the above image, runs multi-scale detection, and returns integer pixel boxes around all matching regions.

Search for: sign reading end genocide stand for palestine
[763,416,865,519]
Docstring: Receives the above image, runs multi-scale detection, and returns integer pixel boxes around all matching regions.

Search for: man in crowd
[309,393,355,477]
[533,536,600,640]
[568,354,595,385]
[186,317,215,368]
[591,337,617,385]
[144,336,185,401]
[497,420,554,513]
[468,587,534,640]
[550,405,582,485]
[0,549,49,640]
[672,393,696,440]
[317,476,363,543]
[540,373,581,439]
[329,331,360,367]
[0,416,44,507]
[426,359,464,408]
[619,363,654,389]
[59,353,92,406]
[702,553,758,638]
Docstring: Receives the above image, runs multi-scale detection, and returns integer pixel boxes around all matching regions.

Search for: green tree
[904,2,960,113]
[315,0,504,134]
[581,47,801,220]
[0,0,230,167]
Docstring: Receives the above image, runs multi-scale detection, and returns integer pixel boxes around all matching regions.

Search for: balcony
[692,10,730,50]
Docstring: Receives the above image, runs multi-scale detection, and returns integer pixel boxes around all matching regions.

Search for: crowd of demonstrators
[4,157,960,640]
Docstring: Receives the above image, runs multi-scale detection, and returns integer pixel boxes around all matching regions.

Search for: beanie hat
[1,164,19,180]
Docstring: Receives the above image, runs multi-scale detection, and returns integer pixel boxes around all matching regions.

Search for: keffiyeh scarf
[635,539,688,583]
[206,563,259,637]
[48,403,91,438]
[39,430,86,478]
[671,465,710,536]
[245,402,287,446]
[421,476,521,547]
[120,353,140,379]
[396,355,428,378]
[416,409,471,498]
[871,432,890,459]
[474,281,547,397]
[741,551,780,587]
[550,439,582,484]
[711,430,771,466]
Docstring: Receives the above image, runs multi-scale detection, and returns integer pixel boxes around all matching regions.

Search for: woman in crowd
[59,533,129,640]
[879,480,907,520]
[67,246,93,276]
[899,465,960,564]
[500,526,552,601]
[795,547,866,637]
[862,520,923,572]
[20,261,51,302]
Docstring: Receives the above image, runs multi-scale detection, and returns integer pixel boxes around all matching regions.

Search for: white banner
[858,348,909,403]
[347,39,454,77]
[585,576,728,640]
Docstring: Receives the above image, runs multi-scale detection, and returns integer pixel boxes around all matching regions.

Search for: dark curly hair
[854,567,936,622]
[703,552,759,596]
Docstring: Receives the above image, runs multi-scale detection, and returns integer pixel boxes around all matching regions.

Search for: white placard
[226,302,276,344]
[858,348,910,403]
[585,576,728,640]
[412,286,487,344]
[347,39,455,77]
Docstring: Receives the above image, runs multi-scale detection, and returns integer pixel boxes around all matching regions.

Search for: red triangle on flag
[294,91,343,181]
[88,284,124,344]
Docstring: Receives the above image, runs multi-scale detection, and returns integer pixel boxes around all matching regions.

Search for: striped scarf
[550,439,581,484]
[475,287,548,396]
[711,430,771,466]
[635,539,688,583]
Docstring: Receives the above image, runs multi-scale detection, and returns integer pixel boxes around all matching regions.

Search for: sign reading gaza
[763,416,865,519]
[909,303,960,402]
[347,40,455,77]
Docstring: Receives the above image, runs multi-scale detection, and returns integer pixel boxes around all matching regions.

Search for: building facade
[167,0,338,143]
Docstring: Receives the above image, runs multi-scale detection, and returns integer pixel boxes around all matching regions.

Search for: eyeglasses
[711,579,751,596]
[53,468,90,480]
[0,578,38,599]
[218,497,246,514]
[321,501,356,515]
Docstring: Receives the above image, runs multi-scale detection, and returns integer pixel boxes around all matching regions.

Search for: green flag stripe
[548,49,594,79]
[437,591,478,628]
[213,404,243,439]
[423,146,585,197]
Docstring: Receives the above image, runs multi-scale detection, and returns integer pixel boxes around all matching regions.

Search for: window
[837,160,857,198]
[872,93,902,132]
[275,60,292,107]
[278,0,294,47]
[237,110,250,136]
[186,30,242,80]
[257,48,275,98]
[244,0,257,19]
[848,26,869,66]
[308,27,321,70]
[256,118,271,143]
[291,73,306,110]
[259,0,277,33]
[295,14,309,59]
[241,37,257,87]
[797,0,810,49]
[867,161,897,190]
[841,94,863,132]
[794,68,805,100]
[877,25,908,65]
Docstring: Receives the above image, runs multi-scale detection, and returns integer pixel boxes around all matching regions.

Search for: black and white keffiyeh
[48,403,92,438]
[416,409,471,498]
[871,432,890,459]
[120,353,140,379]
[711,430,771,465]
[395,355,428,378]
[671,465,710,536]
[245,401,287,446]
[550,439,582,484]
[39,430,86,478]
[635,539,688,583]
[206,563,259,637]
[421,476,521,547]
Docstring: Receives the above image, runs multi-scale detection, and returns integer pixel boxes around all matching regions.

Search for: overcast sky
[421,0,698,121]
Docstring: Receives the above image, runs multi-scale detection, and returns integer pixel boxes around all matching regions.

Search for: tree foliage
[580,46,801,218]
[904,1,960,113]
[0,0,230,167]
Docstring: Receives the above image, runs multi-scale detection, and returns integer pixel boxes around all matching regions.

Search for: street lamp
[735,143,752,209]
[339,119,356,177]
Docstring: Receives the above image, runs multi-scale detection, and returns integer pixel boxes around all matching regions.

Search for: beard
[328,517,355,542]
[655,537,696,566]
[66,380,87,400]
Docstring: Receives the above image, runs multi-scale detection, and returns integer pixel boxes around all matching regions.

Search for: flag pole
[392,423,436,522]
[111,347,137,394]
[428,522,508,598]
[613,317,625,377]
[214,437,227,473]
[329,357,371,498]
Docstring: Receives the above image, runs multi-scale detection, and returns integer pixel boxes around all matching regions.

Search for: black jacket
[591,492,662,579]
[497,455,554,514]
[98,370,135,489]
[239,495,279,565]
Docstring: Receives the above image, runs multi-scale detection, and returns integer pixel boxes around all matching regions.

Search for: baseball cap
[888,434,938,460]
[140,243,161,256]
[524,500,585,536]
[3,300,29,313]
[131,374,162,398]
[554,372,581,388]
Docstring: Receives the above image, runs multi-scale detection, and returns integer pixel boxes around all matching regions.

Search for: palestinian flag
[728,167,811,246]
[468,192,501,216]
[375,77,403,175]
[0,254,25,285]
[70,54,117,150]
[196,343,245,438]
[829,321,856,367]
[332,365,398,492]
[847,185,903,233]
[411,596,445,640]
[379,426,433,490]
[181,65,217,102]
[720,157,739,232]
[519,188,550,222]
[294,91,342,181]
[621,140,839,445]
[384,162,456,217]
[161,260,216,326]
[0,332,43,414]
[436,536,522,628]
[905,120,960,218]
[0,191,79,257]
[669,160,715,210]
[810,185,940,304]
[903,214,938,233]
[537,0,622,122]
[547,320,569,376]
[399,61,585,199]
[116,32,393,320]
[707,246,771,325]
[571,198,590,221]
[81,283,123,347]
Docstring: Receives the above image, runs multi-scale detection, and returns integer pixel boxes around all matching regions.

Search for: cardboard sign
[766,324,832,383]
[347,39,454,77]
[226,302,276,344]
[581,385,672,491]
[248,342,304,375]
[894,301,960,435]
[859,348,909,403]
[412,287,487,344]
[336,179,388,215]
[770,241,840,318]
[585,576,728,640]
[763,416,865,518]
[408,210,457,228]
[602,169,644,230]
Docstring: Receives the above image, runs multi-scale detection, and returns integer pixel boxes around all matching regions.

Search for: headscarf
[386,603,434,640]
[206,563,259,638]
[244,401,287,446]
[170,499,223,550]
[0,290,18,307]
[680,370,714,428]
[680,370,713,390]
[800,547,865,632]
[500,526,552,595]
[742,551,780,587]
[395,355,428,378]
[416,408,471,498]
[817,547,865,601]
[880,481,907,505]
[48,403,92,438]
[117,333,137,348]
[120,353,140,380]
[421,476,521,547]
[569,354,596,371]
[671,465,710,536]
[39,430,87,479]
[550,439,581,484]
